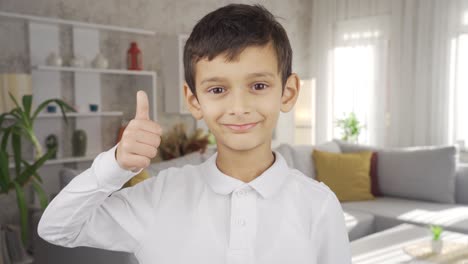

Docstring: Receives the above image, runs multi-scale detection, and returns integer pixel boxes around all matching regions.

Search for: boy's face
[184,42,299,152]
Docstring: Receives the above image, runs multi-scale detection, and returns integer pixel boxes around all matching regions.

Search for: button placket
[227,187,256,264]
[229,188,251,249]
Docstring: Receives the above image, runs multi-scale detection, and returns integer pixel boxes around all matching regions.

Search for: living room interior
[1,0,468,263]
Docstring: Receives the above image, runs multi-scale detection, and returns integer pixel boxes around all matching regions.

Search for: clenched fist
[116,90,162,172]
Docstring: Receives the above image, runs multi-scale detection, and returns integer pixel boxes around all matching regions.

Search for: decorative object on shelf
[0,93,75,247]
[127,41,142,70]
[69,55,86,67]
[45,52,62,66]
[0,74,32,114]
[46,105,57,113]
[89,104,99,112]
[157,123,210,161]
[335,112,365,143]
[72,129,87,157]
[430,225,443,254]
[45,134,58,159]
[92,52,108,69]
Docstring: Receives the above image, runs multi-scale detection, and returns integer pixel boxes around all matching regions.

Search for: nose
[228,88,252,116]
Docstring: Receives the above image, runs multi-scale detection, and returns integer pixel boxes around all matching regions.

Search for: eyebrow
[200,72,276,85]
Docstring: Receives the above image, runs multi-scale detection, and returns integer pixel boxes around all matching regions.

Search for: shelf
[8,155,97,168]
[33,65,156,77]
[37,111,123,118]
[0,11,155,36]
[4,111,123,119]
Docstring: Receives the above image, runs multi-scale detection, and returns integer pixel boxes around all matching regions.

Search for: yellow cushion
[313,149,375,202]
[123,169,150,188]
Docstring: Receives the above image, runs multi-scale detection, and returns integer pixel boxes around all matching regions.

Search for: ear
[280,73,301,113]
[184,82,204,120]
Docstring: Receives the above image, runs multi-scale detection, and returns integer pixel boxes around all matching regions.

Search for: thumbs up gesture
[116,91,162,172]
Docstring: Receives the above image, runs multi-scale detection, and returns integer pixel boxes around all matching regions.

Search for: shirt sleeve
[37,143,166,253]
[312,190,352,263]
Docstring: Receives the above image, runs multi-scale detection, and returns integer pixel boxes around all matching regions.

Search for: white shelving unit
[0,11,155,35]
[33,65,157,77]
[0,11,158,165]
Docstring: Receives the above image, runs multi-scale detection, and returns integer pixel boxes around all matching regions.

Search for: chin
[220,136,268,152]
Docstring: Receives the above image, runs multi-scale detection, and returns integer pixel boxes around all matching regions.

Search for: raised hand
[116,90,162,172]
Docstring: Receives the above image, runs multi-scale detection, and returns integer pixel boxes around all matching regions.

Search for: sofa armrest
[31,210,139,264]
[456,164,468,205]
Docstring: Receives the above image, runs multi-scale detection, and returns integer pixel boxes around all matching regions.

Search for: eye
[208,87,225,94]
[252,83,268,91]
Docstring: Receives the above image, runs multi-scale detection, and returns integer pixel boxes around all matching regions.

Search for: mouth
[224,122,259,132]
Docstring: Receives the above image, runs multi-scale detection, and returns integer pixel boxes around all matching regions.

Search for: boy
[38,3,351,264]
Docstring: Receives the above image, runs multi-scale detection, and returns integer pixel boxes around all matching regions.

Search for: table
[351,223,468,263]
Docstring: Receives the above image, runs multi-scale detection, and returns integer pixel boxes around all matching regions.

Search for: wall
[0,0,313,219]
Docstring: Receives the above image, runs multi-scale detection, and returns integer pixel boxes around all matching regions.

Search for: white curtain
[310,0,465,147]
[449,0,468,151]
[331,16,389,145]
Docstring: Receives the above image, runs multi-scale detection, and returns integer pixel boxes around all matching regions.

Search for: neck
[215,141,276,183]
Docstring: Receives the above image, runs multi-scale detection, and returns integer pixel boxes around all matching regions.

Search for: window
[449,33,468,151]
[330,17,389,145]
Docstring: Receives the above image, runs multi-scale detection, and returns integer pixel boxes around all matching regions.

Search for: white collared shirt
[38,144,351,264]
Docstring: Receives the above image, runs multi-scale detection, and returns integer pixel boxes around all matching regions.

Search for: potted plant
[0,93,75,246]
[335,112,365,143]
[430,225,443,254]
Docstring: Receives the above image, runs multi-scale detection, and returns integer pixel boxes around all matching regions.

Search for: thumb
[135,90,150,120]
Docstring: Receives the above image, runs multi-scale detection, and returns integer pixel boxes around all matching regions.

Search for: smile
[224,122,259,132]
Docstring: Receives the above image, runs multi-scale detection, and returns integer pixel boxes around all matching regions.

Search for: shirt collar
[201,150,290,199]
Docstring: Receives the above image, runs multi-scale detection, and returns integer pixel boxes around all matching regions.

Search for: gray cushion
[456,164,468,205]
[273,143,295,169]
[293,142,341,178]
[342,197,468,234]
[334,139,380,152]
[344,209,375,241]
[378,146,457,204]
[334,140,457,204]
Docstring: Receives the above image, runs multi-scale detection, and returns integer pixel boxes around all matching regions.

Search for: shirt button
[236,218,246,226]
[237,190,247,197]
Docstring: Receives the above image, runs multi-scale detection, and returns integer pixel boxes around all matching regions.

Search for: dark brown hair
[183,3,292,98]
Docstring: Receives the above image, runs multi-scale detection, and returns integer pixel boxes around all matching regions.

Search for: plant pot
[72,129,87,157]
[431,239,443,254]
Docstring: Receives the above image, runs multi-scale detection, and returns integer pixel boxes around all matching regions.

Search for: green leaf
[12,128,22,178]
[8,92,30,127]
[16,146,55,185]
[9,108,23,121]
[31,178,48,210]
[22,95,32,120]
[20,159,43,184]
[1,126,12,150]
[0,149,10,192]
[32,98,76,124]
[12,181,29,246]
[8,92,21,109]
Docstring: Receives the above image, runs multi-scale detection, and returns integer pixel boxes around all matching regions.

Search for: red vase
[127,42,142,70]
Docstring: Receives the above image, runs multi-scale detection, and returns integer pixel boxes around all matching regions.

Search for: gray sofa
[31,140,468,264]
